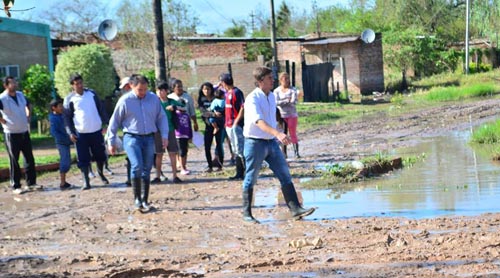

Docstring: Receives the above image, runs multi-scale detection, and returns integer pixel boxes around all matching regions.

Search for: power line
[199,0,234,24]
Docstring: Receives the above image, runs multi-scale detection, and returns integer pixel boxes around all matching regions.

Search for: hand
[166,105,175,111]
[70,134,78,143]
[214,111,222,118]
[108,145,116,156]
[0,118,6,124]
[276,132,291,145]
[193,122,199,132]
[162,138,169,149]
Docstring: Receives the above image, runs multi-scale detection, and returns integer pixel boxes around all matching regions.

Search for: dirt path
[2,98,500,277]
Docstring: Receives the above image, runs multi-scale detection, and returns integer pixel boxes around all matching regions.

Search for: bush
[54,44,116,99]
[471,120,500,144]
[21,64,53,121]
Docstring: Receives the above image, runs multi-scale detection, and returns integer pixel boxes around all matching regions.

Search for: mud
[1,98,500,277]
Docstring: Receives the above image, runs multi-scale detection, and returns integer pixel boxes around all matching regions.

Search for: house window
[0,65,20,79]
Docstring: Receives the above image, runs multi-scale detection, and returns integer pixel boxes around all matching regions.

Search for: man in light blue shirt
[242,66,315,223]
[107,74,169,212]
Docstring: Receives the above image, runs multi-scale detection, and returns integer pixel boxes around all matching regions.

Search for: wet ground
[2,98,500,277]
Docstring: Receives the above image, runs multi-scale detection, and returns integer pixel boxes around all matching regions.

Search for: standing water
[257,132,500,219]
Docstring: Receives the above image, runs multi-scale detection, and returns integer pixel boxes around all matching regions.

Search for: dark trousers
[75,130,107,169]
[204,124,224,167]
[4,131,36,188]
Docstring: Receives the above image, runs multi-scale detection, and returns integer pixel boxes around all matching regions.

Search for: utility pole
[465,0,470,75]
[270,0,279,87]
[153,0,167,82]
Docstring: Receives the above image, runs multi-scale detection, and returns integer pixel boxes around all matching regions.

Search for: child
[49,98,73,190]
[208,88,225,135]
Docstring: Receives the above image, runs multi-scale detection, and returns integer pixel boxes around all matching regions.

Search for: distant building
[0,17,53,79]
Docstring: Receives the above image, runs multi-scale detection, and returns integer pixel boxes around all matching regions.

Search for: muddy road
[1,98,500,278]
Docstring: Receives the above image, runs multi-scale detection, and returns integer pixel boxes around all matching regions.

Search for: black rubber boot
[81,167,91,190]
[293,143,301,158]
[141,178,151,212]
[229,156,245,180]
[132,178,142,210]
[125,157,131,186]
[242,188,259,224]
[96,161,109,184]
[281,184,315,220]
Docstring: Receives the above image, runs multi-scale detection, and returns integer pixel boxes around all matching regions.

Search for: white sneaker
[12,188,24,195]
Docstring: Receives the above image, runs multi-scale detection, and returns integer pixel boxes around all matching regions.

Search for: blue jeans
[226,125,244,158]
[123,133,155,180]
[56,144,71,173]
[242,138,292,191]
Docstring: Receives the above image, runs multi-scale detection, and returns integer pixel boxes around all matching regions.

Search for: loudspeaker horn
[98,19,118,41]
[360,29,375,44]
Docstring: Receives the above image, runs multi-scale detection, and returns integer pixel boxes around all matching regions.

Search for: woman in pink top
[274,72,300,158]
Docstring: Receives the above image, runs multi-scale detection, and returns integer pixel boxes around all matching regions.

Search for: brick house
[0,17,53,80]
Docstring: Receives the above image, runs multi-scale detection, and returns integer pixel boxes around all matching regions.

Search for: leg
[152,153,164,183]
[88,131,108,184]
[4,133,22,190]
[57,144,72,189]
[75,133,92,189]
[140,135,155,211]
[123,134,145,209]
[241,138,267,223]
[20,131,37,187]
[284,117,300,158]
[178,138,189,174]
[266,140,314,219]
[204,124,214,171]
[214,126,224,169]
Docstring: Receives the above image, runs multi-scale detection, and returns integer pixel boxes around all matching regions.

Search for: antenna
[98,19,118,41]
[360,29,375,44]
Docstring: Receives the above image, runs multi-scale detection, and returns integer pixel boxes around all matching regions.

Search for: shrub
[54,44,116,99]
[21,64,53,121]
[471,120,500,144]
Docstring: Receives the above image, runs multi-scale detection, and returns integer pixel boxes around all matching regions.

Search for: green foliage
[139,69,156,91]
[422,83,496,102]
[223,20,246,37]
[469,63,493,74]
[471,120,500,144]
[402,153,426,168]
[54,44,115,99]
[390,93,405,108]
[21,64,53,120]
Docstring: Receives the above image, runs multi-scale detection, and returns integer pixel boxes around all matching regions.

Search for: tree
[223,20,247,37]
[21,64,53,122]
[54,44,115,99]
[276,1,291,37]
[33,0,108,40]
[153,0,167,82]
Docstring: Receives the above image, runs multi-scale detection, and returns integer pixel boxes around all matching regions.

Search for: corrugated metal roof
[301,36,360,45]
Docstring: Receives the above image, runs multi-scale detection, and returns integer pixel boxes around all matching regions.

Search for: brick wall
[0,32,49,79]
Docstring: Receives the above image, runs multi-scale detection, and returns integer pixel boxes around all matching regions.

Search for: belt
[247,137,274,142]
[124,132,154,137]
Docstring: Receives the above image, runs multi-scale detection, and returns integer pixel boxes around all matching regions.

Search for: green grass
[471,120,500,144]
[420,83,497,102]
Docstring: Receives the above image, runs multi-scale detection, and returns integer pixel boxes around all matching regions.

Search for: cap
[219,73,233,84]
[119,77,130,89]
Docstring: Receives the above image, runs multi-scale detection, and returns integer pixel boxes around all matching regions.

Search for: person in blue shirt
[107,74,169,212]
[49,98,73,190]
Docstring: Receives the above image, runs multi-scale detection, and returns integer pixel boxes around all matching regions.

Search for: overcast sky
[14,0,349,34]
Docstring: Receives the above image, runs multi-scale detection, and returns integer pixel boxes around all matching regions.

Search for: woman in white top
[274,72,300,158]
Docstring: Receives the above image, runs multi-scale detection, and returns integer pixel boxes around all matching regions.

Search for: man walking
[220,73,245,180]
[107,74,169,212]
[241,67,315,223]
[0,76,40,194]
[63,73,109,190]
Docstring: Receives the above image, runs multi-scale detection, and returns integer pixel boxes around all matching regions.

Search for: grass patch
[421,83,496,102]
[470,120,500,144]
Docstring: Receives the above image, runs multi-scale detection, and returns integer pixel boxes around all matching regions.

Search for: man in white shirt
[242,66,315,223]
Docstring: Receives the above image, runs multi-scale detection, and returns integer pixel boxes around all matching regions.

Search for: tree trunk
[153,0,166,83]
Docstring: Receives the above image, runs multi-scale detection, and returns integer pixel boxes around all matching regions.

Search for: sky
[12,0,349,34]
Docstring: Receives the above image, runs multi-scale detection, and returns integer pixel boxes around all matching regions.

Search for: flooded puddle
[257,132,500,219]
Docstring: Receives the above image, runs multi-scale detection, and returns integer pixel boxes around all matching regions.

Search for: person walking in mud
[241,66,315,223]
[63,73,109,190]
[0,76,41,194]
[107,74,169,212]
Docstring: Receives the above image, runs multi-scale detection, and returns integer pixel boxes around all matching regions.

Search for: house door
[301,61,335,102]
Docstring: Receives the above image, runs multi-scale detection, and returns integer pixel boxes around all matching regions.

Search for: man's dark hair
[2,76,15,86]
[156,81,169,91]
[69,73,83,85]
[253,67,272,82]
[129,74,149,86]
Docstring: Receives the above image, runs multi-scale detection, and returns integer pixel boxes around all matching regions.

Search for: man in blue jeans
[242,66,315,223]
[107,74,169,212]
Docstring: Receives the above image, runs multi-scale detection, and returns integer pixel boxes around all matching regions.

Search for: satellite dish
[98,19,118,41]
[361,29,375,44]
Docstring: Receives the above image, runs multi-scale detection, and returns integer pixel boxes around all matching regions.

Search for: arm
[255,119,290,145]
[155,100,169,149]
[63,98,78,142]
[186,94,199,131]
[106,100,125,155]
[232,90,245,127]
[93,93,109,125]
[0,100,5,124]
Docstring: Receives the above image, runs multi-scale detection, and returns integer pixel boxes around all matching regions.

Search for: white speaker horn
[98,19,118,41]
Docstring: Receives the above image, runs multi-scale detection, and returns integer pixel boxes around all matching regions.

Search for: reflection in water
[257,132,500,219]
